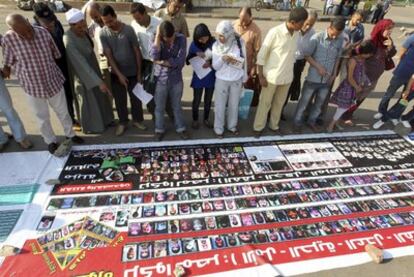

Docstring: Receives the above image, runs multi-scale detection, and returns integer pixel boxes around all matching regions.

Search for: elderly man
[64,8,113,134]
[2,14,83,155]
[253,7,308,138]
[233,7,262,107]
[130,2,160,119]
[100,5,146,136]
[155,0,190,38]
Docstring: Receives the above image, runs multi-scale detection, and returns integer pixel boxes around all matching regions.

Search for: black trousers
[192,88,214,121]
[111,75,143,125]
[283,59,306,112]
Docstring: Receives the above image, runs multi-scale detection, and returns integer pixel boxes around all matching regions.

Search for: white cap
[65,8,84,24]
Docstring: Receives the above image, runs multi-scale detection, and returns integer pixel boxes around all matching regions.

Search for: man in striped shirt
[2,14,83,155]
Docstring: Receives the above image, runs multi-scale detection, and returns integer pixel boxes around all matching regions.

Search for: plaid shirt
[2,26,64,98]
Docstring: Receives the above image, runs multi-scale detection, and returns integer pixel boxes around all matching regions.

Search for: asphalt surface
[0,3,414,276]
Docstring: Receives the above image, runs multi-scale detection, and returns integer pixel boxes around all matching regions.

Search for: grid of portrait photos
[36,217,118,269]
[122,208,414,262]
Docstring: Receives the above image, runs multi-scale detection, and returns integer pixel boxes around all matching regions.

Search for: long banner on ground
[1,132,414,276]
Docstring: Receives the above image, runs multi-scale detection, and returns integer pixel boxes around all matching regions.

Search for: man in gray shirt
[100,5,146,136]
[293,18,345,132]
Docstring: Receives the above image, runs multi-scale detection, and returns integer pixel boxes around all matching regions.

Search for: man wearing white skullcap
[63,8,114,134]
[66,8,84,25]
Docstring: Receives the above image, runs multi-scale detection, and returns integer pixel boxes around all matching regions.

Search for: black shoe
[179,130,189,140]
[155,132,164,141]
[316,118,324,126]
[253,130,262,138]
[69,136,84,144]
[48,143,59,155]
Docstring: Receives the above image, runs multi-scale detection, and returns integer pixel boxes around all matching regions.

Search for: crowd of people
[0,0,413,156]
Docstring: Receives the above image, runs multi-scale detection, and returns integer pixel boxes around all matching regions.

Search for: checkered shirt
[2,26,65,98]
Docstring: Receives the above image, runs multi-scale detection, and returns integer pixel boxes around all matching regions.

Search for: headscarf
[213,20,237,55]
[370,19,394,49]
[193,23,214,51]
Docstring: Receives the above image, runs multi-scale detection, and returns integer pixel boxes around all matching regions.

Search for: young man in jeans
[293,18,345,132]
[150,21,188,141]
[373,33,414,129]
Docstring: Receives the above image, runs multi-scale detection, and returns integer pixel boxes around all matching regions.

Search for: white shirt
[212,40,248,82]
[257,23,299,85]
[88,21,104,55]
[131,16,161,61]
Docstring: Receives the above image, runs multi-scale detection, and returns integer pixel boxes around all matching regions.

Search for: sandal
[229,129,239,136]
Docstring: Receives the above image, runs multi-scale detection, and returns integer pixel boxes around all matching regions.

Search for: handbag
[142,61,157,95]
[238,89,254,120]
[384,56,395,71]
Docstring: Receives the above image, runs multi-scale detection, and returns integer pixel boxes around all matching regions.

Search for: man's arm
[1,36,15,78]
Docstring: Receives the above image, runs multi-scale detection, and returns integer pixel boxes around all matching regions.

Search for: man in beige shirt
[253,7,308,137]
[154,0,190,37]
[233,7,262,106]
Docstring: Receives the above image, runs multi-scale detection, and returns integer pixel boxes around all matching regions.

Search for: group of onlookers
[1,0,413,155]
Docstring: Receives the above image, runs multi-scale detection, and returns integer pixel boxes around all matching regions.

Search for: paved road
[0,5,414,277]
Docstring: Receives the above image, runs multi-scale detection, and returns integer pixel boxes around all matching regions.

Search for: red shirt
[2,26,64,98]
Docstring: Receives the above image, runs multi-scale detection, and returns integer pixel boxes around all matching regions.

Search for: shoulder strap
[235,36,244,59]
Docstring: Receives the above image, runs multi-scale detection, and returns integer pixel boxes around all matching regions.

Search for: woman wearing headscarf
[63,9,114,133]
[212,20,247,138]
[186,23,216,129]
[340,19,396,125]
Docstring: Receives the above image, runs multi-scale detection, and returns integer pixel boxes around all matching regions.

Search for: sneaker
[115,125,126,136]
[372,120,385,129]
[192,121,199,129]
[132,121,147,131]
[70,136,84,144]
[154,132,164,141]
[18,138,33,149]
[373,113,383,120]
[178,130,189,140]
[391,119,399,126]
[48,142,59,155]
[401,120,412,128]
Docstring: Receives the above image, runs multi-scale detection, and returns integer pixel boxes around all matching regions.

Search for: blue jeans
[379,75,408,119]
[154,80,186,133]
[294,81,330,126]
[383,92,414,122]
[0,76,26,144]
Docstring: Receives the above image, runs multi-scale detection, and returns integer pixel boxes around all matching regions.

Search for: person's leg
[203,88,214,122]
[26,94,57,144]
[227,79,243,132]
[169,80,186,133]
[269,83,291,130]
[154,82,168,134]
[293,81,316,127]
[341,81,377,121]
[253,83,277,132]
[379,75,407,121]
[48,89,76,139]
[214,79,229,135]
[192,88,203,122]
[63,79,76,124]
[308,84,330,126]
[328,107,348,132]
[111,75,129,125]
[0,77,27,142]
[127,76,144,124]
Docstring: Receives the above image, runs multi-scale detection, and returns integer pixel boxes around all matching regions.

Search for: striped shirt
[2,26,64,98]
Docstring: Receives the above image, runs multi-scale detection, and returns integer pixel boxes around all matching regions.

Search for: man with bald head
[233,7,262,106]
[2,14,83,155]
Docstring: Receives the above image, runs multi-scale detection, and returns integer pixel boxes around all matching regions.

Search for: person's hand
[99,82,112,96]
[317,66,328,77]
[202,61,211,69]
[117,73,129,89]
[259,74,268,88]
[402,90,410,99]
[250,66,257,78]
[355,86,363,94]
[1,67,10,79]
[222,55,232,63]
[328,75,336,86]
[383,38,392,48]
[197,52,206,59]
